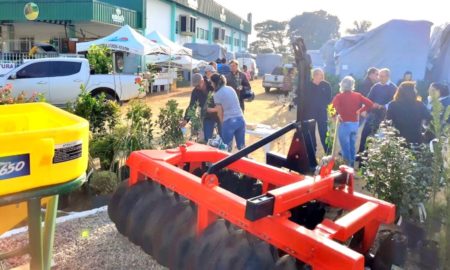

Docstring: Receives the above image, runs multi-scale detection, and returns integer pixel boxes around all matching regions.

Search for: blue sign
[0,154,30,180]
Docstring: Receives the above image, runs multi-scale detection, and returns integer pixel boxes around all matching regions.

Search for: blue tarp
[334,20,432,82]
[255,53,283,76]
[428,24,450,84]
[183,43,227,62]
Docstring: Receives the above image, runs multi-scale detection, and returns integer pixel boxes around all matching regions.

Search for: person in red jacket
[332,76,381,166]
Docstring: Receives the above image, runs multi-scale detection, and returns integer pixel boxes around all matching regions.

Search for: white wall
[195,15,210,44]
[146,0,171,37]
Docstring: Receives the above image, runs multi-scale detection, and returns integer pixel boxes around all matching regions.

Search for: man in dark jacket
[358,68,397,153]
[304,68,332,153]
[180,73,219,142]
[359,67,379,97]
[226,59,251,112]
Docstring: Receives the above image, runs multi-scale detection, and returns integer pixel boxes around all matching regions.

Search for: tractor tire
[107,179,129,223]
[168,207,197,270]
[265,87,271,93]
[114,181,152,234]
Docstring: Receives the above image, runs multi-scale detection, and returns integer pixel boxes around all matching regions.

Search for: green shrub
[67,85,120,134]
[362,123,433,218]
[90,133,116,170]
[157,99,185,148]
[87,45,112,74]
[89,170,120,195]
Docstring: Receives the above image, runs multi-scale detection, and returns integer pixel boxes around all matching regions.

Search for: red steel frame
[127,142,395,270]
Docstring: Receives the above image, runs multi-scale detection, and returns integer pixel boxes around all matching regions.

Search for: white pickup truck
[0,58,144,106]
[262,66,285,93]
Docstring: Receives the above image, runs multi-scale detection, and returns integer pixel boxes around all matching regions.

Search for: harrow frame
[127,139,395,270]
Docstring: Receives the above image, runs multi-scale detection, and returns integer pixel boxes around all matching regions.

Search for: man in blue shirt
[358,68,397,153]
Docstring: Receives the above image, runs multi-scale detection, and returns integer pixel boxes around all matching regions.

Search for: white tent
[146,31,192,56]
[146,55,207,69]
[76,25,167,56]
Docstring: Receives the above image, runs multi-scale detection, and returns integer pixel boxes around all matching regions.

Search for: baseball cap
[204,65,216,73]
[192,73,203,87]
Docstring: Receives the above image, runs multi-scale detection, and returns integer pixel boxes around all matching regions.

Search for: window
[175,21,179,34]
[235,38,239,46]
[49,61,82,77]
[197,27,201,39]
[205,30,209,40]
[16,62,49,79]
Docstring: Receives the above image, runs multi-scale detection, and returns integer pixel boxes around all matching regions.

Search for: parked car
[262,66,285,93]
[0,58,144,106]
[237,57,258,80]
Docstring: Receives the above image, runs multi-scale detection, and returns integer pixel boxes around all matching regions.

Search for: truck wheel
[265,87,271,93]
[91,88,118,102]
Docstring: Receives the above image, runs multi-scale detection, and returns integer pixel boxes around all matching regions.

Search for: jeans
[221,116,246,151]
[338,122,359,167]
[203,118,216,142]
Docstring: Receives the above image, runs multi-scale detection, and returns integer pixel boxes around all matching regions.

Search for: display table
[246,123,280,153]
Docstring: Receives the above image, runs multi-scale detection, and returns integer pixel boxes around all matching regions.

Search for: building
[0,0,252,54]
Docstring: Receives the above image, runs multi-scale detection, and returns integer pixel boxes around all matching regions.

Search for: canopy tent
[146,55,207,70]
[183,43,227,62]
[428,24,450,83]
[146,31,191,56]
[334,20,432,81]
[76,25,167,56]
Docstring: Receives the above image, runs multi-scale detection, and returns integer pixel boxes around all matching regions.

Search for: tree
[289,10,340,50]
[346,20,372,35]
[248,40,274,54]
[252,20,289,54]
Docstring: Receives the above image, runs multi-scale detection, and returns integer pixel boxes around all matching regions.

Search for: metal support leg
[43,195,58,270]
[27,198,43,270]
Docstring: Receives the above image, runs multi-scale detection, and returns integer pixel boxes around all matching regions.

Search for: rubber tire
[265,87,271,93]
[188,219,230,270]
[140,191,178,255]
[125,184,165,245]
[114,181,152,235]
[107,179,129,223]
[168,207,197,270]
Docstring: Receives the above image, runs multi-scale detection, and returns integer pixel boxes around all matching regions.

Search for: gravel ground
[0,210,166,270]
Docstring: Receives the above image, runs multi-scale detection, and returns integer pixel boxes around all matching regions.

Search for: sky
[215,0,448,42]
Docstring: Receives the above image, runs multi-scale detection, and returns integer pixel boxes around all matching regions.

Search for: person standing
[282,68,295,96]
[208,74,246,150]
[242,65,251,81]
[304,68,332,153]
[397,71,413,86]
[180,73,218,142]
[386,82,431,144]
[218,58,231,76]
[358,68,397,153]
[428,83,450,115]
[226,60,251,112]
[359,67,379,97]
[332,76,378,166]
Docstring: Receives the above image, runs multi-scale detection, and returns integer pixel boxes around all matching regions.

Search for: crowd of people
[181,61,450,167]
[181,59,251,151]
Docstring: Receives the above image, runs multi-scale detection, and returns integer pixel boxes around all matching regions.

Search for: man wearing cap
[180,73,219,142]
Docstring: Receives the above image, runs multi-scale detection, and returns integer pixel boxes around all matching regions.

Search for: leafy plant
[87,45,112,74]
[90,133,116,170]
[325,103,337,154]
[157,99,185,148]
[67,84,120,134]
[361,122,433,218]
[89,170,120,195]
[115,100,154,156]
[185,101,203,142]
